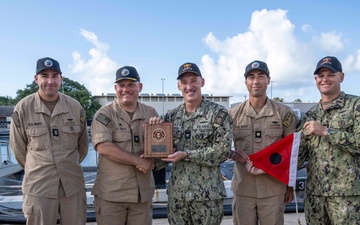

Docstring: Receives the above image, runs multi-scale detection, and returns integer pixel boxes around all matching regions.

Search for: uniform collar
[318,91,346,110]
[115,101,146,122]
[34,92,69,116]
[244,98,274,118]
[178,97,207,120]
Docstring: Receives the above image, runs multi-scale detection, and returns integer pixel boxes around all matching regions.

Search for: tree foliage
[14,81,38,103]
[11,77,101,119]
[272,97,284,102]
[293,98,302,103]
[0,96,16,105]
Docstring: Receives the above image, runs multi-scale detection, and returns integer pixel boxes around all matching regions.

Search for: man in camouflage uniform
[91,66,157,225]
[230,60,297,225]
[151,62,232,225]
[297,56,360,224]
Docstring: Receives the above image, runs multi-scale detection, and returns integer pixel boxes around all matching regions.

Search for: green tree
[293,98,302,103]
[13,77,101,119]
[14,81,38,103]
[273,97,284,102]
[0,96,16,105]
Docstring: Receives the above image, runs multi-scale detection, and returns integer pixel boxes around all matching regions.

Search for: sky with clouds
[1,1,360,104]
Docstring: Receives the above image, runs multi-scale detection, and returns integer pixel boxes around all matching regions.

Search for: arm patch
[11,111,20,127]
[215,111,227,126]
[356,104,360,112]
[283,112,293,128]
[80,113,86,124]
[96,113,111,126]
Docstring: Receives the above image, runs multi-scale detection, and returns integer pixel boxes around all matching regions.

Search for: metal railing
[0,140,15,167]
[0,123,9,130]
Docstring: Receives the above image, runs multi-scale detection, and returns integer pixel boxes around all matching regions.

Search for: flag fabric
[248,132,300,187]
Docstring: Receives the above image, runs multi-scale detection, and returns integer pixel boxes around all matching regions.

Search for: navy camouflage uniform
[297,91,360,225]
[162,98,232,225]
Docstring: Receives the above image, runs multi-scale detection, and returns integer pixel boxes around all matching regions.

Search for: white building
[93,93,232,116]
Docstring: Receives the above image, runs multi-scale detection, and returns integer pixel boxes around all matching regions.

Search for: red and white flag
[249,132,300,187]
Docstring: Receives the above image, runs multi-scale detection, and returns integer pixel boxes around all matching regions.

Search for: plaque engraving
[145,123,173,158]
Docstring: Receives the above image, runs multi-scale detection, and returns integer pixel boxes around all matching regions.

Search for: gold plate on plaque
[144,123,173,158]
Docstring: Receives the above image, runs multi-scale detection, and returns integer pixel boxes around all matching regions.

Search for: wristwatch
[326,127,332,136]
[183,151,191,161]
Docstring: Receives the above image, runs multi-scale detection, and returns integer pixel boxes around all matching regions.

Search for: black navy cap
[115,66,140,83]
[314,56,342,75]
[244,60,269,78]
[177,62,202,79]
[36,57,62,75]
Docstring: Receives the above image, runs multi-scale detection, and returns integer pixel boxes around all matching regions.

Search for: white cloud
[312,32,344,53]
[67,11,355,104]
[343,50,360,73]
[79,28,109,51]
[201,9,317,103]
[353,50,360,71]
[70,29,118,95]
[301,24,313,33]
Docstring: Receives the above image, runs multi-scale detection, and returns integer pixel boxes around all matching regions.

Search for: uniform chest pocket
[264,128,283,139]
[233,128,251,140]
[26,128,49,151]
[62,126,81,149]
[330,118,354,131]
[113,132,132,142]
[113,132,133,153]
[233,128,252,153]
[193,128,213,139]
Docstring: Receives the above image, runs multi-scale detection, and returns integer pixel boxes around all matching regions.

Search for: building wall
[0,106,14,128]
[93,93,231,116]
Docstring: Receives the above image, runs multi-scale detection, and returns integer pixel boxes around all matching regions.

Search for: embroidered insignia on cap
[321,58,331,65]
[121,69,130,76]
[183,64,192,71]
[251,62,260,68]
[44,59,53,67]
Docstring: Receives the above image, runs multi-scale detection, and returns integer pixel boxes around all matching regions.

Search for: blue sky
[1,1,360,104]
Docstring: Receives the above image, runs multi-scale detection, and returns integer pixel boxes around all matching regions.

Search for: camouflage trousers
[167,198,224,225]
[304,194,360,225]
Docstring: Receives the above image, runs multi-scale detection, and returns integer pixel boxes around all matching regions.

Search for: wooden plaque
[144,123,173,158]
